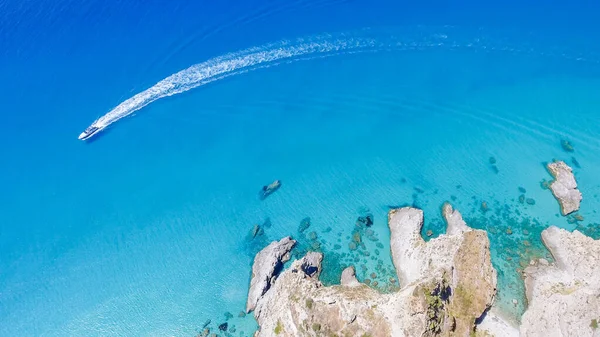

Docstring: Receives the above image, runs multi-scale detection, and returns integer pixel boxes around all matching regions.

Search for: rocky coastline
[245,202,600,336]
[225,158,599,337]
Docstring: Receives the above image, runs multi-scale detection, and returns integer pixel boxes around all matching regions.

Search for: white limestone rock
[520,226,600,337]
[443,202,470,236]
[547,160,582,215]
[340,266,361,287]
[250,204,500,337]
[246,236,296,313]
[387,206,496,290]
[476,309,520,337]
[253,252,403,337]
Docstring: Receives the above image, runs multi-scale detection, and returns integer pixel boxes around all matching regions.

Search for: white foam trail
[83,35,379,136]
[81,28,600,139]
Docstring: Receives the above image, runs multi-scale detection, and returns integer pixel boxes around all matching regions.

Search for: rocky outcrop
[547,161,582,215]
[520,226,600,337]
[253,252,398,337]
[476,310,519,337]
[442,202,470,236]
[246,236,296,313]
[249,205,499,337]
[388,206,497,336]
[340,266,361,287]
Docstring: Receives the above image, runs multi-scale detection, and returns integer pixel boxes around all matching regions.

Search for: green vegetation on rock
[423,275,450,336]
[274,320,283,334]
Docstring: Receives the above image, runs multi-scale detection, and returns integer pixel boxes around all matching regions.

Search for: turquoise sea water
[2,1,600,336]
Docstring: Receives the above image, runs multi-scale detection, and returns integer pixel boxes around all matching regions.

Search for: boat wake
[79,27,600,140]
[79,34,386,140]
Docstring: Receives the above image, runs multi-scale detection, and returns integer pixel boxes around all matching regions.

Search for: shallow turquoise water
[2,22,600,336]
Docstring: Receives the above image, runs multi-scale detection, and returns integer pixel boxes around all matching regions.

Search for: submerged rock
[258,179,282,200]
[547,160,582,215]
[251,224,263,238]
[246,237,296,313]
[262,217,272,228]
[521,226,600,337]
[298,217,311,233]
[249,205,501,337]
[352,231,361,244]
[540,179,551,190]
[561,139,575,152]
[356,213,374,227]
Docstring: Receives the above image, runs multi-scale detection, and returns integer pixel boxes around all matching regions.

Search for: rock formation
[388,206,498,336]
[259,180,282,200]
[520,226,600,337]
[547,160,582,215]
[246,236,296,313]
[340,266,361,287]
[248,205,500,336]
[442,202,470,236]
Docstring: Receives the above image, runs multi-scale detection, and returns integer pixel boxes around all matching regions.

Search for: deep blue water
[2,1,600,336]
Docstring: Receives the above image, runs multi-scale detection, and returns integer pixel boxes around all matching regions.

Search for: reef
[247,204,507,336]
